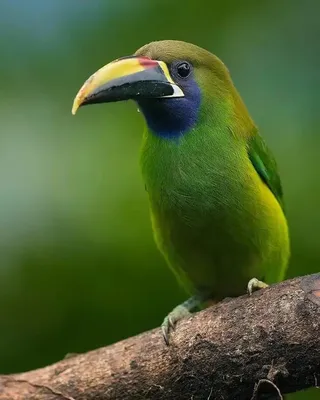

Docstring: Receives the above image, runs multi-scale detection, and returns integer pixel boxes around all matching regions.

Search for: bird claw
[161,320,171,346]
[161,305,192,345]
[168,316,175,329]
[247,277,269,296]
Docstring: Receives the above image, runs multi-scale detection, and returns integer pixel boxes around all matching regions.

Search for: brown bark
[1,274,320,400]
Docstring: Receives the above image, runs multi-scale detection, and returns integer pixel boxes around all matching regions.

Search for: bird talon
[160,304,193,345]
[161,324,170,346]
[247,277,269,295]
[161,316,175,345]
[168,316,175,329]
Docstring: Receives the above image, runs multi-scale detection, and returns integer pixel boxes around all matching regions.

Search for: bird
[72,40,290,344]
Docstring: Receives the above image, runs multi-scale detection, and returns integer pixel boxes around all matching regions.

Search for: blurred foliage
[0,0,319,398]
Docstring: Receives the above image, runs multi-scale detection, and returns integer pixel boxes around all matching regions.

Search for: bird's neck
[140,122,248,208]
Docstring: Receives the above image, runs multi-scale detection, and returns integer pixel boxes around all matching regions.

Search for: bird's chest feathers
[140,130,248,225]
[140,131,287,294]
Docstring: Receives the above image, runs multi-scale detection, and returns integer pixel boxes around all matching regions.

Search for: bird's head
[72,40,252,138]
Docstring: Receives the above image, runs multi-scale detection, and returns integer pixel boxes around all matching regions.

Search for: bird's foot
[161,304,191,345]
[247,277,269,295]
[161,293,208,345]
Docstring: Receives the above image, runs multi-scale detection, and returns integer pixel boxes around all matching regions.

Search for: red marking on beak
[138,57,158,68]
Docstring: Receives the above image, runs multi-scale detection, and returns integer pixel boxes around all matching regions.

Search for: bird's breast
[140,130,289,295]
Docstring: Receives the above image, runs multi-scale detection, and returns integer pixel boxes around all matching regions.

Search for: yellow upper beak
[72,56,184,115]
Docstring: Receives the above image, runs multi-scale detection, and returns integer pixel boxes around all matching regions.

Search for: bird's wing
[247,133,285,212]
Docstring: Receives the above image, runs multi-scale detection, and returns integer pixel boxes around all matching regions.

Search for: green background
[0,0,318,398]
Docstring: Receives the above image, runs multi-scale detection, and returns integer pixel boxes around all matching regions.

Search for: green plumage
[137,41,290,305]
[248,133,284,210]
[73,39,290,342]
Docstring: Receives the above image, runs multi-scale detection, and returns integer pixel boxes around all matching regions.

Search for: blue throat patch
[137,79,201,139]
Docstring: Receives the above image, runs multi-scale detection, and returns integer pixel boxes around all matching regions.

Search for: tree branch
[1,274,320,400]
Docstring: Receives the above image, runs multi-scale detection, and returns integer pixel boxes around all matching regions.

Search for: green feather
[248,133,285,211]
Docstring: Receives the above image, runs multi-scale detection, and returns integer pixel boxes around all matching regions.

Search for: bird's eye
[176,62,191,78]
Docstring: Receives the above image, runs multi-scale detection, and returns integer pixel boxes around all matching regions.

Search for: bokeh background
[0,0,319,398]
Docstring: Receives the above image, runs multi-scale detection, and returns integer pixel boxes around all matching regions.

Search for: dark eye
[176,62,191,78]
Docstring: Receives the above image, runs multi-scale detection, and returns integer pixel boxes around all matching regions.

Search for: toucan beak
[72,56,184,115]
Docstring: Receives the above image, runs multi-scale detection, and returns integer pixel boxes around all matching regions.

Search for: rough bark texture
[1,274,320,400]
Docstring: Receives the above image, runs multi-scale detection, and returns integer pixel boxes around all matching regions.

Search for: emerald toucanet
[72,40,290,344]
